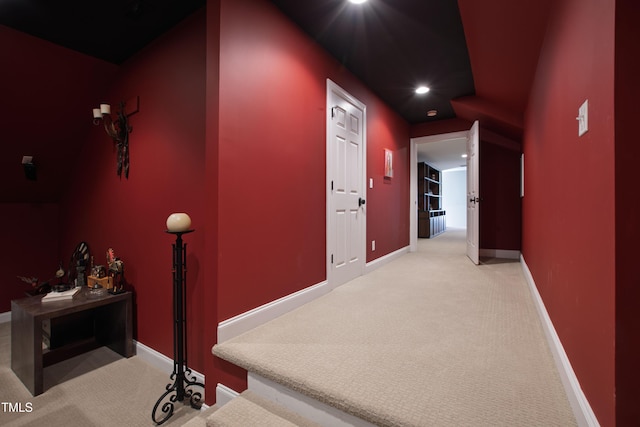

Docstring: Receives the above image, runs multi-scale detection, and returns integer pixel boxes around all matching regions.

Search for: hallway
[214,229,577,426]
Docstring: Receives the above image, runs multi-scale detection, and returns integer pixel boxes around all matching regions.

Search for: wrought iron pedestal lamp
[152,214,204,425]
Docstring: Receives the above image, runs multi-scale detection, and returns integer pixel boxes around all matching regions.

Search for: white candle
[92,108,101,119]
[100,103,111,115]
[166,213,192,232]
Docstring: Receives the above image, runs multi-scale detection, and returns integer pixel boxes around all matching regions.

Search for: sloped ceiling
[0,0,553,203]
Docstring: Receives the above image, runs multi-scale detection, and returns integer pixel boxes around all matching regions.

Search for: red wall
[0,26,118,204]
[59,10,208,373]
[521,0,615,424]
[212,0,410,394]
[215,0,410,321]
[480,142,521,251]
[0,204,60,311]
[614,0,640,424]
[3,0,411,406]
[366,105,410,261]
[410,118,471,138]
[0,26,116,313]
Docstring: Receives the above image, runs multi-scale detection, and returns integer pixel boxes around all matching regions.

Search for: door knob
[359,197,366,207]
[469,197,479,204]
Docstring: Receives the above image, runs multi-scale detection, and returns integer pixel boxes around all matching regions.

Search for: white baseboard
[520,255,599,427]
[365,245,410,273]
[0,311,10,324]
[216,383,240,407]
[248,373,376,427]
[217,246,410,344]
[480,248,520,259]
[135,340,205,386]
[217,280,330,343]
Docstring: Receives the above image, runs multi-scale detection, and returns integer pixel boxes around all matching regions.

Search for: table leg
[11,301,43,396]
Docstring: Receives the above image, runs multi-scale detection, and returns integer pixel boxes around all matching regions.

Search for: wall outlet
[371,240,376,251]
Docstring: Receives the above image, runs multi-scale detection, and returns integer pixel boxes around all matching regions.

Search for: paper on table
[41,287,80,301]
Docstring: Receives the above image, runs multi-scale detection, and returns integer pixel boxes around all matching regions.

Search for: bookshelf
[418,162,446,238]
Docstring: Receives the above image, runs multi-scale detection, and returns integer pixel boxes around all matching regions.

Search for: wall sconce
[92,98,138,179]
[22,155,36,181]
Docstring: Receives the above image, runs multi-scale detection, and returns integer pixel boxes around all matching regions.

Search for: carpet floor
[214,229,577,427]
[0,321,204,427]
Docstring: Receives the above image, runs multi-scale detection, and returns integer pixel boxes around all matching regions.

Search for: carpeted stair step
[206,390,321,427]
[181,405,219,427]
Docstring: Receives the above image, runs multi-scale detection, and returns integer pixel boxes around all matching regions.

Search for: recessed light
[426,109,437,117]
[415,86,430,95]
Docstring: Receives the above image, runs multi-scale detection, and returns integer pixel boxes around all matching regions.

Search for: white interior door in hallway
[326,79,366,288]
[466,120,480,264]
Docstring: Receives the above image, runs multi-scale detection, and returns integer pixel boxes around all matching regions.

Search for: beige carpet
[214,229,577,427]
[206,390,321,427]
[0,321,204,427]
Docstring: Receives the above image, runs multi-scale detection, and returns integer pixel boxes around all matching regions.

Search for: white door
[327,80,366,287]
[466,120,480,264]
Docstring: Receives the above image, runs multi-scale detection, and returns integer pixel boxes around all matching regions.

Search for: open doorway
[411,125,522,261]
[442,167,467,228]
[409,131,468,252]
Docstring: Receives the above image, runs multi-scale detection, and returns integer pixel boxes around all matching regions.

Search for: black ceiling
[271,0,475,124]
[0,0,475,126]
[0,0,205,64]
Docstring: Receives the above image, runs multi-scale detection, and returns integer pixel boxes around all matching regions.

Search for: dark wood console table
[11,289,133,396]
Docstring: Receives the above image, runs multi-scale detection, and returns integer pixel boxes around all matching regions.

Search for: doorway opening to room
[409,131,469,255]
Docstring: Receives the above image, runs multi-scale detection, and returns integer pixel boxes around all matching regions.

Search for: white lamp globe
[166,213,192,232]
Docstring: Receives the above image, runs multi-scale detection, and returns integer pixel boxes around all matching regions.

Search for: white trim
[365,245,410,274]
[409,141,418,252]
[217,244,409,344]
[216,383,240,407]
[520,255,600,427]
[479,248,521,260]
[135,340,205,385]
[0,311,11,324]
[248,372,376,427]
[217,280,330,343]
[520,153,525,198]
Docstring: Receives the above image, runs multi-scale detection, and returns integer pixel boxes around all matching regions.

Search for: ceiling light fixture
[349,0,367,4]
[415,86,430,94]
[461,154,468,158]
[427,109,438,117]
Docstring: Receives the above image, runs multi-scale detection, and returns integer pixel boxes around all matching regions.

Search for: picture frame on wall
[384,149,393,178]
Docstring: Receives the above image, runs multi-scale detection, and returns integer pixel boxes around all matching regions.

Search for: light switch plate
[369,178,374,189]
[578,99,588,136]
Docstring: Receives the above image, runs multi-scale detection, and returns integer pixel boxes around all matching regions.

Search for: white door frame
[326,79,367,288]
[409,130,469,252]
